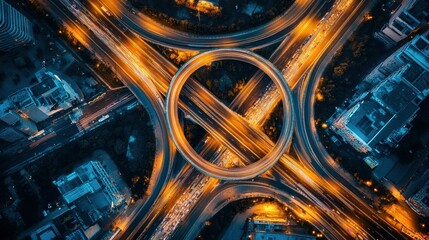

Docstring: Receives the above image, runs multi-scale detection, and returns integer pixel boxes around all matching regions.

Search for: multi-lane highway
[40,0,178,236]
[35,0,423,239]
[166,48,294,180]
[173,180,362,240]
[0,89,135,176]
[130,0,404,238]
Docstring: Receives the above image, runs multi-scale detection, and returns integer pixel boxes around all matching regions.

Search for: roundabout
[165,48,294,180]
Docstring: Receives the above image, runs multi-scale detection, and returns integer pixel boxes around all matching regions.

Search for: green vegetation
[193,60,257,105]
[315,0,399,121]
[314,0,400,205]
[29,106,154,201]
[196,197,319,240]
[130,0,294,35]
[196,197,276,240]
[57,29,123,89]
[185,121,207,149]
[0,105,155,235]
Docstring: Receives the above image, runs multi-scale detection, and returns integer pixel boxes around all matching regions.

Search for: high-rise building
[367,31,429,82]
[331,32,429,153]
[375,0,429,48]
[332,65,426,153]
[0,0,34,52]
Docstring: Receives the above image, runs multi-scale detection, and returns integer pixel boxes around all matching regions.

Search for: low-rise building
[53,161,124,227]
[33,68,80,114]
[375,0,429,48]
[244,217,315,240]
[8,68,80,123]
[406,180,429,217]
[8,88,47,123]
[0,125,26,142]
[0,100,38,142]
[30,223,60,240]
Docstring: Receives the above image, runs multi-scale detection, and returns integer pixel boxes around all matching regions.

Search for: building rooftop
[402,62,425,82]
[376,1,428,47]
[0,126,25,142]
[337,85,421,151]
[30,77,57,99]
[404,33,429,70]
[332,39,429,153]
[0,109,20,126]
[64,229,86,240]
[32,70,75,109]
[345,99,392,145]
[30,223,60,240]
[37,228,57,240]
[370,100,419,146]
[253,232,315,240]
[62,179,101,204]
[54,162,110,204]
[407,180,429,217]
[53,161,124,227]
[8,88,36,109]
[4,68,80,123]
[408,0,429,21]
[373,77,417,113]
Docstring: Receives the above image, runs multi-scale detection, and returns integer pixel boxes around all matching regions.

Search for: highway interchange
[36,0,424,239]
[165,48,294,180]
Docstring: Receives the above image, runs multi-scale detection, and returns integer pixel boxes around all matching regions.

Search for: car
[98,114,110,122]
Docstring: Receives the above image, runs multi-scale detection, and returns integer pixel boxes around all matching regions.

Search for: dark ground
[129,0,294,34]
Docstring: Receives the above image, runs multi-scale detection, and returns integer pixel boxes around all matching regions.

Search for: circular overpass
[110,0,318,50]
[165,48,294,180]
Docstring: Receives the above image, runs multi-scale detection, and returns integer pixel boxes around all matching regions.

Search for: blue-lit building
[375,0,429,48]
[0,0,34,51]
[407,180,429,217]
[332,32,429,153]
[53,161,124,227]
[0,100,38,142]
[243,217,316,240]
[7,68,80,123]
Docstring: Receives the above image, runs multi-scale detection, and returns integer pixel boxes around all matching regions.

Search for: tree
[333,62,349,78]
